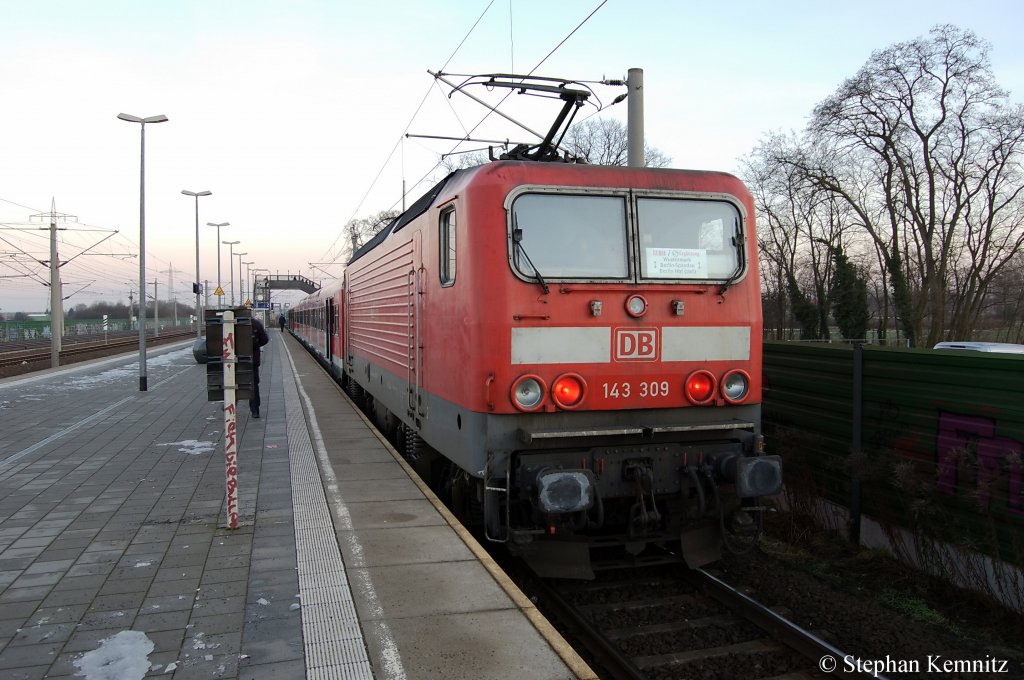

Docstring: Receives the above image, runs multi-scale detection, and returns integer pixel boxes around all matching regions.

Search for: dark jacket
[252,318,270,366]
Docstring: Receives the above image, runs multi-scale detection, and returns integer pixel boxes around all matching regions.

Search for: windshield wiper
[718,217,745,297]
[512,215,550,295]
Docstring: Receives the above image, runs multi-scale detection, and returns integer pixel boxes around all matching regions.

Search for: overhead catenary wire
[439,0,609,159]
[317,0,499,265]
[321,0,609,267]
[0,195,46,214]
[0,204,183,308]
[508,0,514,73]
[425,3,611,178]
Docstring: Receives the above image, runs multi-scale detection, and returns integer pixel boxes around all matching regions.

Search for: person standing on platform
[278,313,286,332]
[250,316,270,418]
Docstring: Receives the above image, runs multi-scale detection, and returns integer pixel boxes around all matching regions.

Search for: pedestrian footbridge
[254,273,320,297]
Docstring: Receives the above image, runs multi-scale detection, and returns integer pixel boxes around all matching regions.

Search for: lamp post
[242,261,255,305]
[118,112,168,392]
[207,222,229,307]
[182,190,212,336]
[234,252,248,303]
[222,240,240,306]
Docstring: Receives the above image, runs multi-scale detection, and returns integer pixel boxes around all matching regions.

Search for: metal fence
[0,318,191,342]
[763,341,1023,570]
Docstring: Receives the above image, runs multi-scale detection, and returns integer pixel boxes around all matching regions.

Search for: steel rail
[0,329,195,371]
[529,571,648,680]
[687,567,887,680]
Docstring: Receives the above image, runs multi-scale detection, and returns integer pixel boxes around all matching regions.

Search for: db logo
[614,328,659,361]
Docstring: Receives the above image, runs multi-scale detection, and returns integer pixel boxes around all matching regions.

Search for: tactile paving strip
[283,350,375,678]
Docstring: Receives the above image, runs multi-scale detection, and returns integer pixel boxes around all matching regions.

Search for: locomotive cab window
[439,207,456,287]
[636,198,743,280]
[510,193,628,279]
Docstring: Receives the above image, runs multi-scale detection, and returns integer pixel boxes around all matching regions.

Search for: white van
[933,341,1024,354]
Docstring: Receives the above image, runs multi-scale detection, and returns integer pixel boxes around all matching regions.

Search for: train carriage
[289,279,343,373]
[292,159,781,578]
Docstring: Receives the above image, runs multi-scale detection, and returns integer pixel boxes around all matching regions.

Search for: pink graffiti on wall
[936,411,1023,516]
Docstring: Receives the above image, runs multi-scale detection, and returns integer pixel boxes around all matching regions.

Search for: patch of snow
[257,597,270,606]
[73,630,154,680]
[58,348,192,391]
[158,439,216,456]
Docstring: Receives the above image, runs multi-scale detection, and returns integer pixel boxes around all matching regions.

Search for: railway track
[312,342,871,680]
[0,330,143,353]
[0,329,197,378]
[515,561,880,680]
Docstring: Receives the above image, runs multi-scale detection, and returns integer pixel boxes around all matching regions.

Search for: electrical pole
[168,265,175,328]
[627,67,644,168]
[159,265,181,328]
[151,278,159,337]
[33,199,74,368]
[49,213,62,368]
[15,202,116,368]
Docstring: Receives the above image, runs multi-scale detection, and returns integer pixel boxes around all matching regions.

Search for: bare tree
[344,209,400,259]
[742,138,804,339]
[788,25,1024,346]
[985,252,1024,341]
[436,150,490,176]
[742,133,859,340]
[435,120,672,170]
[563,118,672,167]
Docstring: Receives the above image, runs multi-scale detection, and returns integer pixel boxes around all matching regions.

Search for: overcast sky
[1,0,1022,314]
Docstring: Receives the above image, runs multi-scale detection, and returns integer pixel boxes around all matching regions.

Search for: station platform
[0,332,595,680]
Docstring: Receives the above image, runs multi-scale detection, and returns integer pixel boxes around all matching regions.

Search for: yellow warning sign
[244,299,252,307]
[214,287,225,296]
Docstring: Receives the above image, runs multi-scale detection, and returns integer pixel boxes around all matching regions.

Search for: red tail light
[685,370,717,405]
[552,373,586,409]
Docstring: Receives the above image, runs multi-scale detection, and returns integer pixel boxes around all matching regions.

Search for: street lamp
[234,252,248,303]
[222,240,240,306]
[207,222,229,307]
[118,112,168,392]
[242,261,255,305]
[182,190,211,337]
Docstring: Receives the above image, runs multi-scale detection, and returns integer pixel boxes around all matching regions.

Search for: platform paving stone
[238,658,306,680]
[6,621,77,646]
[0,619,25,639]
[189,612,246,636]
[76,608,137,632]
[2,336,585,680]
[0,341,308,679]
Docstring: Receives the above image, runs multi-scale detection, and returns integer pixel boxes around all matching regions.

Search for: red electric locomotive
[291,158,782,578]
[290,76,781,578]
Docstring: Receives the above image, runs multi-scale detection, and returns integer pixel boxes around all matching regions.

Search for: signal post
[205,308,254,529]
